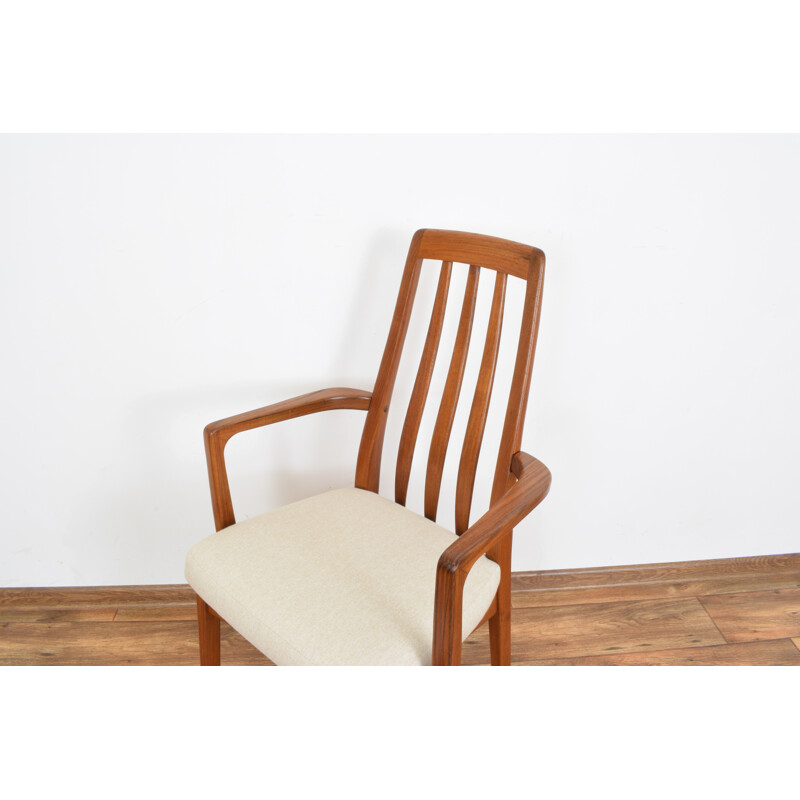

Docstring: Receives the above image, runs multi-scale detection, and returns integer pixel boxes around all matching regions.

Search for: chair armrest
[431,451,551,664]
[438,452,551,576]
[205,387,372,531]
[204,387,373,445]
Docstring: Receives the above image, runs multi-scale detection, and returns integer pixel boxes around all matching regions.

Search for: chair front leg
[196,595,221,666]
[432,565,465,666]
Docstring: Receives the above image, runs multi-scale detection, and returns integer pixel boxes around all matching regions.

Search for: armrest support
[438,452,551,576]
[432,451,551,665]
[205,387,372,531]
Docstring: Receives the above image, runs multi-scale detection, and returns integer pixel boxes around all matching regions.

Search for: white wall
[1,134,798,587]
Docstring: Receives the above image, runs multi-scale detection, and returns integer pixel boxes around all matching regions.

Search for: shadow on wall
[330,227,416,379]
[76,230,428,585]
[73,380,371,586]
[96,235,394,572]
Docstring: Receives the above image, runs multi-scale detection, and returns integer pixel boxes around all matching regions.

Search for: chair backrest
[355,229,546,534]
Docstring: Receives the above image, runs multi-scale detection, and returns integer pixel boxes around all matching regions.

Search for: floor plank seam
[512,576,800,594]
[696,595,733,644]
[4,559,799,666]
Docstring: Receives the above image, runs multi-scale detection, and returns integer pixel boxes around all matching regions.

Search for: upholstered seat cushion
[185,487,501,665]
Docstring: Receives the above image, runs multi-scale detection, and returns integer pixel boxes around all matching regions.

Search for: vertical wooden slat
[490,256,546,506]
[424,264,480,521]
[355,232,425,493]
[395,261,453,505]
[454,271,507,534]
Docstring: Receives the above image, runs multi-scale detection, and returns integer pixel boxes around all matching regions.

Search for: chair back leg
[196,595,221,666]
[488,535,512,665]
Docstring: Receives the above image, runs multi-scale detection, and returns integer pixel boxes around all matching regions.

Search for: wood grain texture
[204,388,372,444]
[510,639,800,666]
[0,607,117,623]
[489,259,545,507]
[356,232,425,493]
[113,605,197,621]
[0,584,194,607]
[352,230,546,664]
[455,271,506,535]
[395,260,453,506]
[3,552,799,665]
[416,229,542,280]
[438,454,552,577]
[512,553,800,607]
[433,453,551,665]
[206,387,372,531]
[512,553,800,591]
[22,231,549,666]
[462,598,726,664]
[0,621,198,665]
[488,534,512,666]
[0,620,274,666]
[5,552,796,610]
[197,596,220,665]
[699,587,800,643]
[511,573,800,608]
[424,264,480,522]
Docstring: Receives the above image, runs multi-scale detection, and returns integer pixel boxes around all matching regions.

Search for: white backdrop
[1,134,798,587]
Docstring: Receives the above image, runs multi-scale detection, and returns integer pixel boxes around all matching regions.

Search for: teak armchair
[185,229,551,665]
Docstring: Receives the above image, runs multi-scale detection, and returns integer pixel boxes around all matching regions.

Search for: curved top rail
[415,229,544,280]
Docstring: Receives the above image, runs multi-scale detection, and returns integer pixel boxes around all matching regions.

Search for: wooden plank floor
[2,554,799,666]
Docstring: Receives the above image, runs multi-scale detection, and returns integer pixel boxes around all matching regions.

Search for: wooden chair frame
[198,229,551,666]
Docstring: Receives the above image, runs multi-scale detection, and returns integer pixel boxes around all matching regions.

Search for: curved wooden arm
[205,387,373,531]
[439,452,551,575]
[431,451,551,665]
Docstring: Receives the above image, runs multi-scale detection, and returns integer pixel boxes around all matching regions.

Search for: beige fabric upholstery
[185,488,501,665]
